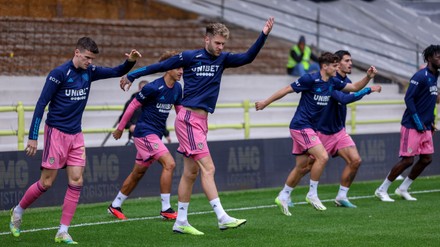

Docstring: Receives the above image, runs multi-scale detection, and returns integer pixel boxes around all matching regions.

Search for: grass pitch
[1,176,439,246]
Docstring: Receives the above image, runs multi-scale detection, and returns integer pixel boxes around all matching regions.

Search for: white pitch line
[1,188,439,236]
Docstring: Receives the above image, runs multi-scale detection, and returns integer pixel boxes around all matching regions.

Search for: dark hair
[334,50,351,60]
[158,50,180,62]
[318,52,339,67]
[76,37,99,54]
[423,45,440,63]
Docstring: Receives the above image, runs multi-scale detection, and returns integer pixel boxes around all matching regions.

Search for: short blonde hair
[206,23,230,39]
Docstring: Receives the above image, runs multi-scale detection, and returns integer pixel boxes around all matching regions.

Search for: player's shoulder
[410,68,431,85]
[182,49,204,58]
[48,60,72,79]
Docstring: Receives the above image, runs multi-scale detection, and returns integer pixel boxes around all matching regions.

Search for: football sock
[209,198,228,221]
[398,177,414,191]
[60,184,82,226]
[112,191,128,208]
[160,193,171,211]
[58,224,69,234]
[279,184,294,201]
[176,201,189,224]
[19,181,47,210]
[378,178,392,192]
[307,180,319,198]
[336,185,349,200]
[13,205,24,218]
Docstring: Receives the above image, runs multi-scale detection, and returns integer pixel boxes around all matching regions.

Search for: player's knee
[40,180,53,190]
[351,156,362,169]
[202,165,216,177]
[420,155,432,166]
[401,157,415,167]
[164,161,176,171]
[319,152,329,163]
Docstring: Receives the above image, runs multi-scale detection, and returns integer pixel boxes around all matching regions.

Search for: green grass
[1,176,440,246]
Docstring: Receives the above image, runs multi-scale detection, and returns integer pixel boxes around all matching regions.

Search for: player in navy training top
[375,45,440,202]
[313,50,382,208]
[10,37,141,244]
[120,18,274,235]
[108,51,183,221]
[256,52,377,216]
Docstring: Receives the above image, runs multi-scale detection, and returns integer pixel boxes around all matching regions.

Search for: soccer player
[312,50,382,208]
[117,80,172,146]
[375,45,439,202]
[9,37,141,244]
[255,52,376,216]
[120,17,275,235]
[108,51,183,220]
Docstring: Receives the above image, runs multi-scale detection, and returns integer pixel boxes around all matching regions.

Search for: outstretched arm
[343,66,377,92]
[120,53,184,91]
[125,49,142,62]
[332,85,381,105]
[255,85,294,111]
[225,17,275,68]
[262,17,275,35]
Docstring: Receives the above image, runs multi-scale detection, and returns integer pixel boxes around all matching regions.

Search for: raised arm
[342,66,377,92]
[93,49,141,81]
[255,85,294,111]
[120,53,185,91]
[224,17,274,68]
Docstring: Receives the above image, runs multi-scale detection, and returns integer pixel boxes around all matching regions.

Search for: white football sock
[111,191,128,208]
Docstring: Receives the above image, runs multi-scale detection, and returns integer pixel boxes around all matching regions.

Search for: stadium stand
[0,0,433,151]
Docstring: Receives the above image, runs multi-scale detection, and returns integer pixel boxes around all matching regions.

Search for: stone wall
[0,0,290,76]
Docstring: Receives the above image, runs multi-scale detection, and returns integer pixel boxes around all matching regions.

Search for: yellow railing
[1,100,438,150]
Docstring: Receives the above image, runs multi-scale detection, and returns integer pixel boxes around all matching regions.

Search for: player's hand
[366,66,377,79]
[112,129,123,140]
[262,17,275,35]
[166,136,171,144]
[120,75,133,91]
[125,49,142,62]
[255,101,267,111]
[25,139,38,156]
[370,85,382,93]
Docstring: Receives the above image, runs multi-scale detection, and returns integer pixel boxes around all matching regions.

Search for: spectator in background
[119,80,172,146]
[286,35,320,76]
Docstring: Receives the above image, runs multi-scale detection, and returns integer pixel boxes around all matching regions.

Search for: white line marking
[2,189,439,236]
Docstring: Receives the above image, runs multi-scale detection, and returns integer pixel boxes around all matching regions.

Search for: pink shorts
[42,125,86,169]
[134,134,169,167]
[174,108,210,160]
[399,126,434,157]
[317,129,355,157]
[290,128,322,155]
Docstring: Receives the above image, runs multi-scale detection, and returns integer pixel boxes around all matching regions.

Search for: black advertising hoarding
[1,133,439,210]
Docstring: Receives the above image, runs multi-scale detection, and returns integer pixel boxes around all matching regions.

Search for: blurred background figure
[286,35,319,77]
